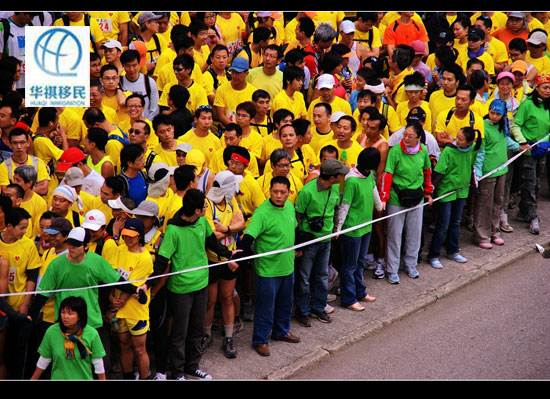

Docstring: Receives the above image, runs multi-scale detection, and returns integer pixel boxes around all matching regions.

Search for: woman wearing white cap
[201,170,245,359]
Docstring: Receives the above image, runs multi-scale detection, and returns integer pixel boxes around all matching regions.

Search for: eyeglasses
[275,162,291,168]
[173,66,185,72]
[127,104,143,109]
[198,105,212,110]
[128,128,144,135]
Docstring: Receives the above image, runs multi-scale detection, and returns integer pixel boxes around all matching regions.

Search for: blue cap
[229,57,249,73]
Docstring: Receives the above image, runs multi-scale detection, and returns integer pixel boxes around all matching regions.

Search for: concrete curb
[263,236,550,380]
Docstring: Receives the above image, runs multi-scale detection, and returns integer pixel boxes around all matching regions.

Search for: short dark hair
[6,183,24,199]
[100,63,119,78]
[83,107,107,125]
[125,92,146,107]
[283,65,305,89]
[8,127,28,142]
[272,108,294,126]
[58,296,88,331]
[181,188,205,217]
[252,89,270,102]
[120,144,144,171]
[37,107,58,127]
[320,144,339,159]
[173,53,195,71]
[457,84,476,101]
[224,123,242,137]
[270,175,290,189]
[153,113,176,131]
[297,16,315,37]
[174,165,196,191]
[86,127,109,152]
[120,49,141,65]
[337,115,357,132]
[236,101,256,118]
[105,176,124,195]
[5,206,30,228]
[292,118,311,138]
[168,85,190,109]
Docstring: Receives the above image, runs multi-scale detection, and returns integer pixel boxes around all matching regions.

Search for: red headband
[231,152,249,165]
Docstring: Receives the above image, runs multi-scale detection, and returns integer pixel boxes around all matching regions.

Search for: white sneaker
[176,375,186,381]
[324,304,335,314]
[153,372,167,380]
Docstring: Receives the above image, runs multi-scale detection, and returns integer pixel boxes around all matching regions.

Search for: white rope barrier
[1,133,548,299]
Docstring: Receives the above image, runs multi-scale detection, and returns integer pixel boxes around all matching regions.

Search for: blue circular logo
[34,28,83,77]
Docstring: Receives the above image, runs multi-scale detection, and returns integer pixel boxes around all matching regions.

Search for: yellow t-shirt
[215,13,246,56]
[271,90,307,119]
[146,190,175,232]
[158,81,209,114]
[38,247,67,323]
[209,146,260,178]
[395,101,433,133]
[178,129,222,167]
[54,15,105,52]
[21,192,48,238]
[193,45,211,72]
[429,90,457,132]
[114,247,153,321]
[205,196,240,263]
[309,127,335,155]
[87,11,131,42]
[434,107,485,140]
[155,53,205,93]
[0,156,50,186]
[88,237,119,268]
[0,235,41,311]
[329,140,364,169]
[257,171,303,205]
[32,135,64,167]
[213,82,259,124]
[235,173,266,225]
[118,118,158,150]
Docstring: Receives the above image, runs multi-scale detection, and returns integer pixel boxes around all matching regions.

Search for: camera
[307,216,324,233]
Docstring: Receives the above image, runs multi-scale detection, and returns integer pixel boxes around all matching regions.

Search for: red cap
[56,147,86,172]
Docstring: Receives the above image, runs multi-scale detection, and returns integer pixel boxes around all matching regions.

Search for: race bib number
[7,267,16,285]
[96,18,113,33]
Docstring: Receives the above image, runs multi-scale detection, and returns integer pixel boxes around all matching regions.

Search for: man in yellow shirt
[12,165,48,238]
[328,115,364,169]
[307,73,352,123]
[0,128,50,196]
[257,149,303,205]
[213,57,258,129]
[246,44,284,102]
[210,123,259,178]
[271,65,307,119]
[178,106,221,168]
[433,84,485,147]
[189,19,211,73]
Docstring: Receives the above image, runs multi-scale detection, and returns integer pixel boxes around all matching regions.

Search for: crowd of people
[0,10,550,380]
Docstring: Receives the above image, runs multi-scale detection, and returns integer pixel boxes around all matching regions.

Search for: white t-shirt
[0,17,27,89]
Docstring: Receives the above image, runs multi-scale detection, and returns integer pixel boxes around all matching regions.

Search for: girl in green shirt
[473,99,520,248]
[427,126,481,268]
[31,296,106,380]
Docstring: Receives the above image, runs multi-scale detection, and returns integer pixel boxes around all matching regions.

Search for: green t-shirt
[38,323,105,380]
[244,199,297,277]
[434,143,476,202]
[158,217,213,294]
[514,96,550,147]
[384,143,431,206]
[341,173,376,237]
[480,119,510,178]
[37,252,122,329]
[295,179,341,241]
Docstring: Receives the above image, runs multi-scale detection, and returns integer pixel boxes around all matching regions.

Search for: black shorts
[208,261,238,283]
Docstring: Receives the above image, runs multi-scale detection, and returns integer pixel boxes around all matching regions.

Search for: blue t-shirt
[123,172,148,206]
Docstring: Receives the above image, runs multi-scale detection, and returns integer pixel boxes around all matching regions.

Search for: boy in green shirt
[294,159,349,326]
[152,188,238,380]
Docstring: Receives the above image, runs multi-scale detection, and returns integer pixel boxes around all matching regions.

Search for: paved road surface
[290,252,550,380]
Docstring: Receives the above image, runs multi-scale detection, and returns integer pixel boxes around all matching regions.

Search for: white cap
[63,167,85,187]
[81,209,106,231]
[317,73,335,90]
[67,226,88,246]
[330,111,347,123]
[131,200,159,219]
[101,39,122,51]
[527,31,548,46]
[107,197,134,213]
[339,20,355,34]
[175,142,193,153]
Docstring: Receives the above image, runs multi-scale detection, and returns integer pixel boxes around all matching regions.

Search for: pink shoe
[478,242,493,249]
[492,237,504,246]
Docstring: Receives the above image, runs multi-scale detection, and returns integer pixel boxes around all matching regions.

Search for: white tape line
[2,134,548,299]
